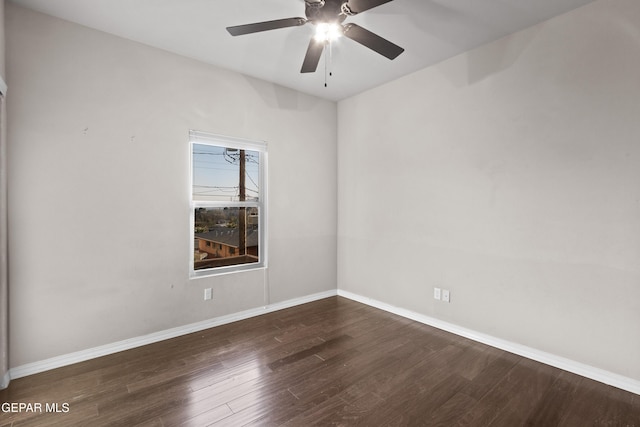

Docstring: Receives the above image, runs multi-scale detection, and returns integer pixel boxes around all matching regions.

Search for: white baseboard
[338,289,640,396]
[9,289,337,381]
[1,371,10,389]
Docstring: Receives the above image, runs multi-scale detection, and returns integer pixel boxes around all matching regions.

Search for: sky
[192,143,260,202]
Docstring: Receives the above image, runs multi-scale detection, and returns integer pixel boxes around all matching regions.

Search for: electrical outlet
[434,287,441,300]
[204,288,212,301]
[442,289,450,303]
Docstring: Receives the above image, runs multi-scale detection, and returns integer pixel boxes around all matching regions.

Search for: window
[190,131,267,276]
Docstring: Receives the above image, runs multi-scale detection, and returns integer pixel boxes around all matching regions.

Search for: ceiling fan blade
[227,17,306,36]
[343,23,404,60]
[301,39,324,73]
[345,0,394,14]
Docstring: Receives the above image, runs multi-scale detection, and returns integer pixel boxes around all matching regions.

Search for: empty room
[1,0,639,425]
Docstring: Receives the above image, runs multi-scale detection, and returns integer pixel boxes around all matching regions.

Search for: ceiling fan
[226,0,404,73]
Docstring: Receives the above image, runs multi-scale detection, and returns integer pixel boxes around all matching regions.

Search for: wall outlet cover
[442,289,450,303]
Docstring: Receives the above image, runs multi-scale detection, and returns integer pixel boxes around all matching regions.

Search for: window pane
[193,207,259,270]
[192,143,260,202]
[190,133,266,276]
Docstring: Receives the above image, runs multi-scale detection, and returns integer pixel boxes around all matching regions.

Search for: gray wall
[0,0,4,78]
[6,4,337,367]
[0,0,8,389]
[337,0,640,381]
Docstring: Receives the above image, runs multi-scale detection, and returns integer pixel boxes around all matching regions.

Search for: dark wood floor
[1,296,639,426]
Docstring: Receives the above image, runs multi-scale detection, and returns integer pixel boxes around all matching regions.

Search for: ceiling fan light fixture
[227,0,404,75]
[314,22,342,42]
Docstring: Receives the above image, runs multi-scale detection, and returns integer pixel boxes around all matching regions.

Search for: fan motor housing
[305,0,348,24]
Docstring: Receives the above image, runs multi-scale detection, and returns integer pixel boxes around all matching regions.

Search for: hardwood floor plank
[456,358,557,426]
[94,382,193,426]
[173,403,233,427]
[267,334,354,371]
[452,342,506,381]
[523,370,583,426]
[3,296,639,426]
[133,418,165,427]
[225,348,361,424]
[456,351,521,401]
[424,392,478,427]
[557,376,640,426]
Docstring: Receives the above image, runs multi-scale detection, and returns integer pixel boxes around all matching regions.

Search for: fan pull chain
[329,41,333,78]
[324,41,333,88]
[324,41,328,87]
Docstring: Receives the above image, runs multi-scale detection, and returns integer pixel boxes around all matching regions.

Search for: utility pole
[238,149,246,256]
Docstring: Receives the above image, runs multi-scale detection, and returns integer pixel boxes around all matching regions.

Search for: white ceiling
[9,0,596,101]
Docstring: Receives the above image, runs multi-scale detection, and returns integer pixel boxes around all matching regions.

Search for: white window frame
[189,130,268,278]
